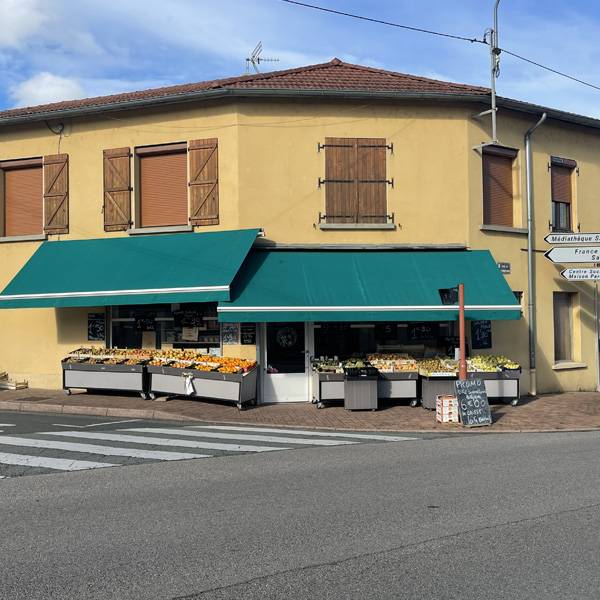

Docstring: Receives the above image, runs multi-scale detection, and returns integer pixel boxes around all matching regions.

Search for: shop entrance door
[261,322,309,403]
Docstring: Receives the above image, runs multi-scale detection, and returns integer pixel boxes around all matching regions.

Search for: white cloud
[0,0,46,47]
[10,72,85,107]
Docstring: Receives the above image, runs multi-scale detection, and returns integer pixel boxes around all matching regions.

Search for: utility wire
[500,48,600,94]
[280,0,600,95]
[278,0,486,44]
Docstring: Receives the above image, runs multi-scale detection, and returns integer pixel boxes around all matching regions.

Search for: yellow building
[0,59,598,402]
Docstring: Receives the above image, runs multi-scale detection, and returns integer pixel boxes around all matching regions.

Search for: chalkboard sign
[471,320,492,349]
[241,323,256,345]
[454,378,492,427]
[87,313,105,341]
[407,322,438,342]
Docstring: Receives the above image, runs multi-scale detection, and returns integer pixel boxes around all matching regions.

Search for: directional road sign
[561,268,600,281]
[545,232,600,245]
[544,246,600,264]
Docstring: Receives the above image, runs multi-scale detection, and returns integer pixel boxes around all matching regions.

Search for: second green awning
[0,229,260,309]
[219,249,521,322]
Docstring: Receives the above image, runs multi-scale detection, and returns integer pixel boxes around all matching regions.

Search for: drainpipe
[525,112,547,396]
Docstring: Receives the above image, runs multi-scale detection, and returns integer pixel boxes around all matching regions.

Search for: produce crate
[377,371,418,401]
[312,372,344,407]
[147,365,257,409]
[436,394,459,423]
[62,361,148,398]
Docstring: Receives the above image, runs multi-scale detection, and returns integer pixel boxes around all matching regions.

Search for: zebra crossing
[0,424,417,479]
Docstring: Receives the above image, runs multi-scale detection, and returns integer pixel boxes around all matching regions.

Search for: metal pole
[524,112,547,397]
[458,283,467,380]
[595,281,600,392]
[490,0,501,143]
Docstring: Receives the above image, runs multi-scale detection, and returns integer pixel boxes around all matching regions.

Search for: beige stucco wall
[0,96,599,392]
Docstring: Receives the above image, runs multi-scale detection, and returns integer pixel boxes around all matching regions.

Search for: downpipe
[525,112,547,396]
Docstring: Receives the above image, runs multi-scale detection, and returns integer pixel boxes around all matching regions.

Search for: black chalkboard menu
[471,320,492,349]
[241,323,257,345]
[454,378,492,427]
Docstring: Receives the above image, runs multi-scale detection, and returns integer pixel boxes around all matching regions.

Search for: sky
[1,0,600,117]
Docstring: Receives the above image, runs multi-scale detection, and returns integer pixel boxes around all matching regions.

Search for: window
[551,157,576,232]
[137,143,188,228]
[128,139,219,230]
[553,292,575,362]
[482,145,518,227]
[322,137,389,224]
[0,158,43,237]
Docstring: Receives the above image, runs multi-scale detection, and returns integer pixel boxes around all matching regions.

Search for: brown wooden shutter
[482,148,515,227]
[357,138,387,223]
[325,137,357,223]
[43,153,69,234]
[139,150,188,228]
[3,164,43,236]
[551,164,572,203]
[553,292,573,362]
[103,147,131,231]
[188,138,219,225]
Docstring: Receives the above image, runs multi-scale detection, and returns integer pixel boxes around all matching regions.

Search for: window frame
[550,157,575,233]
[481,144,519,228]
[0,156,46,242]
[132,142,191,232]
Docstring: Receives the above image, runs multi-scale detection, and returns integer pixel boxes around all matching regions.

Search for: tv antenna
[245,42,279,73]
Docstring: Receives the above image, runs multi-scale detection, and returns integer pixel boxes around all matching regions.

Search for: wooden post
[458,283,467,381]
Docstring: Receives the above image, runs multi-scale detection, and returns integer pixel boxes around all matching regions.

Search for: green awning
[0,229,260,309]
[219,249,521,322]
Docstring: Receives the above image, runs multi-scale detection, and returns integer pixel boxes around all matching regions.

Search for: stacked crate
[436,394,459,423]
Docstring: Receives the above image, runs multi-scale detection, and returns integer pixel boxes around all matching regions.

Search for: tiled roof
[0,58,489,122]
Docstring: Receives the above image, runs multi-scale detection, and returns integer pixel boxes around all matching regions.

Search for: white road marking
[191,425,417,442]
[125,428,358,446]
[0,424,16,427]
[37,431,290,453]
[51,419,142,429]
[0,436,208,461]
[0,475,6,479]
[0,452,117,471]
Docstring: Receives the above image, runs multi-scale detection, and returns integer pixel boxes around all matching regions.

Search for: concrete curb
[0,401,197,422]
[1,400,599,434]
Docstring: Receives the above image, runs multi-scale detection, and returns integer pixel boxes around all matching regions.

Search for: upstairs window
[322,137,390,224]
[551,156,575,232]
[136,143,188,228]
[1,158,43,237]
[482,145,518,227]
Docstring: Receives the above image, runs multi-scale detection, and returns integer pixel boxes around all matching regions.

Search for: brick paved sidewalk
[1,388,600,432]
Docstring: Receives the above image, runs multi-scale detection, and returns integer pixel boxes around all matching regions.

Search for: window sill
[0,233,47,244]
[552,361,587,371]
[319,223,397,231]
[480,224,528,235]
[127,224,193,235]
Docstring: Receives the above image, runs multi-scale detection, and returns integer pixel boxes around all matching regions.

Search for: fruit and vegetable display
[63,348,256,374]
[367,353,418,373]
[467,355,521,372]
[311,357,343,374]
[417,358,459,376]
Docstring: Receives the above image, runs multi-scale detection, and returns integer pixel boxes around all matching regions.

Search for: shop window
[482,145,518,227]
[551,157,575,232]
[553,292,575,362]
[439,288,458,305]
[111,303,220,350]
[136,143,188,228]
[321,137,390,224]
[0,158,43,237]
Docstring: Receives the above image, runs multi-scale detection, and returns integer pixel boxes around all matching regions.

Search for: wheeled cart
[421,370,522,409]
[377,372,419,406]
[62,362,148,398]
[311,372,344,408]
[147,365,257,410]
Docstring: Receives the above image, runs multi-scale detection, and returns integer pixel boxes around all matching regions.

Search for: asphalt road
[1,418,599,599]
